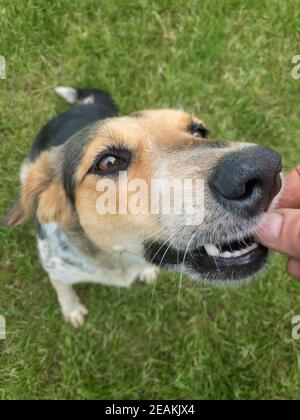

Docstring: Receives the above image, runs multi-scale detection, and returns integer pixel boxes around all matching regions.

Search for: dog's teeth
[204,241,258,259]
[222,251,232,258]
[248,243,257,252]
[218,242,259,259]
[204,244,220,257]
[233,251,242,257]
[240,243,257,255]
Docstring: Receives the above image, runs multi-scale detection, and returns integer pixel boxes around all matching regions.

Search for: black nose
[210,146,282,216]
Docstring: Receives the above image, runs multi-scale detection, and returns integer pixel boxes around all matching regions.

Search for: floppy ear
[0,149,74,228]
[0,198,28,227]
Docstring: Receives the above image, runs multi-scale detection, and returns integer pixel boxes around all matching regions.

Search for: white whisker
[177,233,196,310]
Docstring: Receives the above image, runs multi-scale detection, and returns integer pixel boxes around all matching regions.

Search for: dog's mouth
[144,235,268,285]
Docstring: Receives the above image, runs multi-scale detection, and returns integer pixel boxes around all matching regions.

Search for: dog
[1,87,282,327]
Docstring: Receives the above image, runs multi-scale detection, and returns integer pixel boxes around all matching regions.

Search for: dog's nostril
[215,177,261,201]
[243,179,261,199]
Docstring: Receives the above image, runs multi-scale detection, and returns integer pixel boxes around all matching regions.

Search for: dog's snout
[211,146,282,216]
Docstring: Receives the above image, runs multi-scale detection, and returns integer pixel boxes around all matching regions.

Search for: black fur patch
[29,90,118,162]
[62,122,101,204]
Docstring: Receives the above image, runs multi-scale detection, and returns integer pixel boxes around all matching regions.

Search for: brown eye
[91,149,133,176]
[189,122,209,139]
[98,155,122,172]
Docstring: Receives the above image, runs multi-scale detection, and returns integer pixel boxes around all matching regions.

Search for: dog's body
[23,88,157,326]
[1,87,282,327]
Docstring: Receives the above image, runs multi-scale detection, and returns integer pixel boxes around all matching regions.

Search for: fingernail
[257,212,284,242]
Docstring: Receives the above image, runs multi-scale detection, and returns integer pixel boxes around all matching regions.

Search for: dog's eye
[90,149,132,176]
[189,122,209,139]
[98,156,122,172]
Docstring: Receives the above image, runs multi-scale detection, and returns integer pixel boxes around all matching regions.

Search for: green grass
[1,0,300,400]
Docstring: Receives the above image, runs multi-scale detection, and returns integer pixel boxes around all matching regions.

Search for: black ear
[0,198,27,227]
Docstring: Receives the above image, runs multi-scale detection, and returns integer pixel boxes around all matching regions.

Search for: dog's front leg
[50,279,88,328]
[139,266,159,284]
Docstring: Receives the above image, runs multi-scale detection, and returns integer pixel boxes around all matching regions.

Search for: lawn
[1,0,300,400]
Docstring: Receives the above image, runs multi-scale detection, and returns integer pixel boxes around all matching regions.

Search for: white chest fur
[37,223,151,287]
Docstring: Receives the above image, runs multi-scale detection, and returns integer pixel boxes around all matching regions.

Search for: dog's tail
[54,87,119,115]
[54,86,99,105]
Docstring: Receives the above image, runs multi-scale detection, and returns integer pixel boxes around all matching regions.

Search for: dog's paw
[63,304,88,328]
[139,267,159,285]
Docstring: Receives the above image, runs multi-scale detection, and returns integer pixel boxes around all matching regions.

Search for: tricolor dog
[1,87,282,327]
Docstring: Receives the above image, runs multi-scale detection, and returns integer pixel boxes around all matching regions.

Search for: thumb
[278,164,300,208]
[256,209,300,259]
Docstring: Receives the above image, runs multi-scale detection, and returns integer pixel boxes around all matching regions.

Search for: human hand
[256,165,300,278]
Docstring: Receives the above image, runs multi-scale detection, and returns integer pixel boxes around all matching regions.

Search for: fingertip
[278,165,300,208]
[287,258,300,279]
[256,212,284,244]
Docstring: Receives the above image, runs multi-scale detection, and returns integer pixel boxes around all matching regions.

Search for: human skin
[257,164,300,278]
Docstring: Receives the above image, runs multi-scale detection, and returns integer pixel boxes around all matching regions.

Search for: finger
[256,209,300,259]
[279,164,300,208]
[287,257,300,279]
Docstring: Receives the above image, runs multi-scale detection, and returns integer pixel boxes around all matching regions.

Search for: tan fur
[36,181,74,226]
[2,148,74,228]
[20,158,33,184]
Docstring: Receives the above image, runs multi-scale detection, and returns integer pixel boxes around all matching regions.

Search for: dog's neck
[61,216,146,265]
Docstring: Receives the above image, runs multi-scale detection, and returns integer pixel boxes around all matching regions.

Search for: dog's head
[2,110,282,285]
